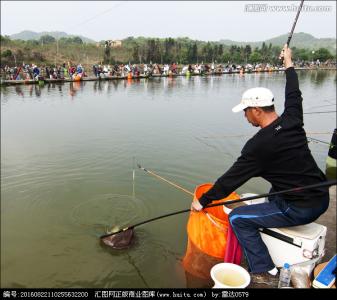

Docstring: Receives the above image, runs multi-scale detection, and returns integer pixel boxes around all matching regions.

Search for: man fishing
[191,44,330,283]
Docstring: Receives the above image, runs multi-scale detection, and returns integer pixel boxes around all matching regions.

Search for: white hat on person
[232,87,274,113]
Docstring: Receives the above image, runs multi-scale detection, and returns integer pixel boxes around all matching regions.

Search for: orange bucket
[186,183,240,259]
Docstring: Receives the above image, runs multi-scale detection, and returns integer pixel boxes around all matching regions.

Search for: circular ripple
[70,193,153,236]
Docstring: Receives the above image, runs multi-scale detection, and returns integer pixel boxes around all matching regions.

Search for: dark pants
[228,193,329,273]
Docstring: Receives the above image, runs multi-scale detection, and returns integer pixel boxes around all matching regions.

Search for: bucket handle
[205,212,227,232]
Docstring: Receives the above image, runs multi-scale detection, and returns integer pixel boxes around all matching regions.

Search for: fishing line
[71,158,142,231]
[194,136,225,153]
[133,157,136,182]
[137,164,194,196]
[132,156,136,198]
[74,2,126,28]
[307,137,332,146]
[324,100,336,105]
[202,132,333,139]
[304,111,336,115]
[71,194,139,231]
[307,103,336,110]
[307,130,336,146]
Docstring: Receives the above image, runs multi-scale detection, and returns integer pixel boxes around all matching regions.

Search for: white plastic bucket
[210,263,250,289]
[223,193,267,215]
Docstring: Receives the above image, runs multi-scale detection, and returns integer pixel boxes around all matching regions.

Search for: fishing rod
[286,0,305,46]
[100,179,336,239]
[137,164,194,196]
[280,0,304,61]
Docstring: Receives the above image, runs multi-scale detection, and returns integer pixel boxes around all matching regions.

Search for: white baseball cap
[232,87,274,113]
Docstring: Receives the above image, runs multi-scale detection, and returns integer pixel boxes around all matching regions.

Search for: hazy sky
[1,1,336,42]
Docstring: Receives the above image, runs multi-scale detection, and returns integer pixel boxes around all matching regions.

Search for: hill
[1,31,335,68]
[219,32,336,53]
[9,30,96,44]
[8,31,336,52]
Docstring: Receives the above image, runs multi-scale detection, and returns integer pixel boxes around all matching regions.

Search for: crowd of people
[1,59,334,81]
[90,62,284,78]
[1,63,87,81]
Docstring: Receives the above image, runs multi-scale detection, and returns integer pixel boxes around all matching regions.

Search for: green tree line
[1,34,335,68]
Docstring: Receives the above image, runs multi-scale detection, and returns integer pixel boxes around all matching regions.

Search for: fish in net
[100,227,134,249]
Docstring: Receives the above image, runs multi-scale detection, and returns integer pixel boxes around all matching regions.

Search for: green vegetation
[1,34,335,69]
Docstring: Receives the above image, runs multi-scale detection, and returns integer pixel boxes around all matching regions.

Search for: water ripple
[70,194,154,234]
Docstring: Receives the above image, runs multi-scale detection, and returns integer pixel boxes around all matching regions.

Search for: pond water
[1,70,336,288]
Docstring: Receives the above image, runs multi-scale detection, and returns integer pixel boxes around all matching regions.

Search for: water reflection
[15,86,24,97]
[1,70,336,102]
[292,69,337,87]
[69,81,82,98]
[309,70,330,86]
[93,80,125,94]
[93,81,103,93]
[110,79,120,91]
[35,85,41,97]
